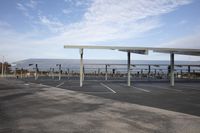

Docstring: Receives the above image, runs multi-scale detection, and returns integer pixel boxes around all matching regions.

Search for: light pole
[56,64,61,80]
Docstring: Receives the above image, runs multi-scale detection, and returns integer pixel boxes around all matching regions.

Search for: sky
[0,0,200,62]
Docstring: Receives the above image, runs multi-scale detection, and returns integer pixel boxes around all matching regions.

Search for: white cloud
[0,21,10,27]
[47,0,191,44]
[45,18,160,44]
[2,0,195,62]
[38,16,64,33]
[29,0,192,43]
[179,20,188,25]
[62,9,71,15]
[75,0,86,6]
[64,0,72,2]
[64,0,90,6]
[155,33,200,61]
[26,0,38,9]
[84,0,191,24]
[160,33,200,49]
[16,0,39,19]
[17,0,38,10]
[16,3,27,11]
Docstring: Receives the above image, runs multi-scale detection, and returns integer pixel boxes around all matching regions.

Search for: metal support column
[59,65,61,80]
[35,64,38,80]
[105,65,108,80]
[83,66,85,81]
[80,48,83,87]
[127,52,131,86]
[141,69,143,78]
[148,65,151,75]
[56,64,61,80]
[188,65,191,79]
[52,68,54,79]
[67,68,70,79]
[1,56,4,77]
[180,70,183,78]
[170,53,174,86]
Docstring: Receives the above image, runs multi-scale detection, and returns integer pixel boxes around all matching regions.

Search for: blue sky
[0,0,200,62]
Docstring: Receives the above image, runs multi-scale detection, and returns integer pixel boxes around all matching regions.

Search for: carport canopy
[64,45,200,87]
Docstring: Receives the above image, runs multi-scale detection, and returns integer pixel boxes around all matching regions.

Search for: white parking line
[132,86,150,93]
[100,83,116,93]
[120,83,150,93]
[39,83,49,87]
[84,91,114,94]
[56,82,65,88]
[145,84,182,92]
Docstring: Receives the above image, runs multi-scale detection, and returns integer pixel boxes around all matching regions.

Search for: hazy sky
[0,0,200,62]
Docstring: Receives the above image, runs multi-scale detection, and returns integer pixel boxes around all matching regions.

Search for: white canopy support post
[170,53,175,87]
[59,65,61,80]
[80,48,83,87]
[127,51,131,86]
[56,64,61,80]
[83,65,85,81]
[105,64,108,80]
[59,64,61,80]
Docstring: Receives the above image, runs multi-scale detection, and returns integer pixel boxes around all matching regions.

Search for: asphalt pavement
[0,77,200,133]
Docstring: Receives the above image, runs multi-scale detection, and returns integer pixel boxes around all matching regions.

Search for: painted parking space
[15,77,200,116]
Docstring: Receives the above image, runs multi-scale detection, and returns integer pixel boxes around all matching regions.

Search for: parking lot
[1,77,200,133]
[21,76,200,116]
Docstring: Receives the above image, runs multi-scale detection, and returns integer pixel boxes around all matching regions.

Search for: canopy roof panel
[64,45,200,56]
